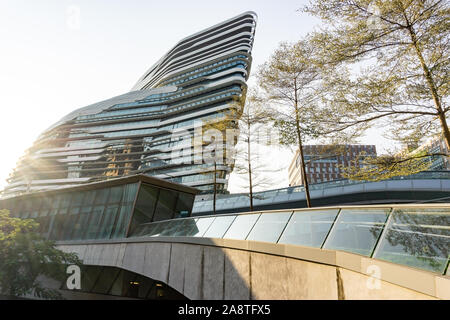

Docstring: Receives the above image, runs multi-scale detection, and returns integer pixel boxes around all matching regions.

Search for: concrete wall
[57,239,449,300]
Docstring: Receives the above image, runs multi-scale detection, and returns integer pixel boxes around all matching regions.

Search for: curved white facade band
[3,12,257,197]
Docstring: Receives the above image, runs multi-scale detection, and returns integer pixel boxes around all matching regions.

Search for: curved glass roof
[130,205,450,275]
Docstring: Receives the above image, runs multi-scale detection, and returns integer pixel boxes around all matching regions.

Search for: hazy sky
[0,0,393,193]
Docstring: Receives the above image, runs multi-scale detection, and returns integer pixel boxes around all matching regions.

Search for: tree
[340,148,434,180]
[257,40,324,207]
[199,109,240,215]
[302,0,449,170]
[0,210,81,299]
[231,88,280,211]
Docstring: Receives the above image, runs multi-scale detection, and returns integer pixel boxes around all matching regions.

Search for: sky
[0,0,394,193]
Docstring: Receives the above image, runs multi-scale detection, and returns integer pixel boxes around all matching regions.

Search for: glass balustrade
[129,205,450,275]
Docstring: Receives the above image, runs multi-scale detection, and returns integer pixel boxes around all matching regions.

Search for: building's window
[98,204,120,239]
[85,205,106,240]
[72,204,92,240]
[79,266,103,292]
[91,267,121,295]
[174,192,195,218]
[153,189,177,222]
[94,188,111,206]
[30,197,42,218]
[129,184,159,234]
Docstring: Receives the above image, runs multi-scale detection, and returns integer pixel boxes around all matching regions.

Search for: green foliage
[257,40,329,207]
[0,209,81,299]
[303,0,450,150]
[340,149,433,181]
[273,118,320,146]
[258,40,325,146]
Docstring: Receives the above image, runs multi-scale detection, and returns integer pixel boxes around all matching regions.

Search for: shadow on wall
[31,266,186,300]
[56,238,436,300]
[57,240,258,300]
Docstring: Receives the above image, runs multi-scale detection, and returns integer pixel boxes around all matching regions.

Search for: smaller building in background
[288,144,377,186]
[414,135,450,170]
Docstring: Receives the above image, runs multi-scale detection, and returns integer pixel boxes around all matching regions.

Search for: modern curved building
[3,11,257,198]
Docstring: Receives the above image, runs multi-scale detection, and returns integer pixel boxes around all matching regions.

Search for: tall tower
[3,12,257,197]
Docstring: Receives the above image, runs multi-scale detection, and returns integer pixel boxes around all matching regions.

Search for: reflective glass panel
[128,224,146,237]
[30,198,42,218]
[109,186,124,204]
[374,208,450,274]
[323,209,390,256]
[71,191,85,207]
[21,199,32,218]
[94,188,110,205]
[142,222,167,237]
[174,193,195,218]
[50,196,61,211]
[109,270,127,296]
[159,220,185,236]
[130,222,162,237]
[61,209,79,240]
[134,274,154,299]
[172,218,199,236]
[58,193,72,215]
[111,204,133,239]
[153,189,177,222]
[39,196,53,217]
[84,205,105,239]
[72,206,92,240]
[123,183,139,203]
[92,267,120,295]
[80,266,103,292]
[36,216,51,235]
[83,190,97,206]
[278,209,339,247]
[129,185,159,234]
[223,214,260,240]
[98,205,119,239]
[203,215,236,238]
[247,212,292,243]
[49,215,65,240]
[190,217,215,237]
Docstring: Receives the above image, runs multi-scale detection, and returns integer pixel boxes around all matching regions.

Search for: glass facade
[129,206,450,275]
[128,183,195,235]
[7,183,138,241]
[3,12,257,197]
[0,177,197,241]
